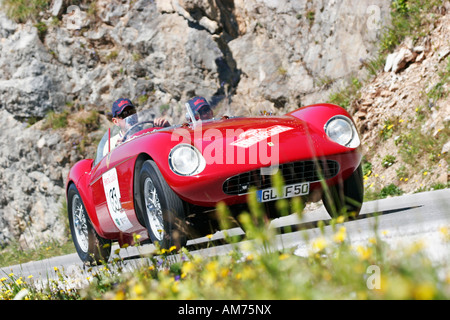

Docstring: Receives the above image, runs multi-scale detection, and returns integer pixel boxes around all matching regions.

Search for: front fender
[65,159,105,237]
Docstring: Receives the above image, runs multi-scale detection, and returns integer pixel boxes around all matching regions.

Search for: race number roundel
[102,168,133,232]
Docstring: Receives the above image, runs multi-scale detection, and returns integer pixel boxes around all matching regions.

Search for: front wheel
[67,184,111,265]
[137,160,187,249]
[322,164,364,218]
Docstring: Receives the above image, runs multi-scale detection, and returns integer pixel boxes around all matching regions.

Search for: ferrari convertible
[66,103,363,264]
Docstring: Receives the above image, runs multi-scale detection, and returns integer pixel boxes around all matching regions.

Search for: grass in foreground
[0,239,75,268]
[1,192,449,300]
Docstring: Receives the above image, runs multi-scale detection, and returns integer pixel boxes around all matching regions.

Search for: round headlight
[169,144,205,176]
[325,116,360,148]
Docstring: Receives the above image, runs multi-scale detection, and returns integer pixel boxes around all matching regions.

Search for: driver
[105,98,170,154]
[187,96,214,121]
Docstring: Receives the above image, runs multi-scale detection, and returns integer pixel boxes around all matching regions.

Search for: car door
[89,135,144,238]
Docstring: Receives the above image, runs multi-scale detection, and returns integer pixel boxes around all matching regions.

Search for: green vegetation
[427,57,450,103]
[0,239,75,268]
[34,21,48,42]
[329,0,445,105]
[306,10,315,26]
[396,125,449,166]
[104,51,119,62]
[382,155,396,168]
[328,78,362,110]
[3,0,51,23]
[41,110,69,129]
[1,191,449,299]
[329,0,448,202]
[379,183,404,198]
[379,0,443,54]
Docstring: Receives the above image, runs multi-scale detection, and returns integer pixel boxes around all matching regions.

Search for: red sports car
[66,103,363,264]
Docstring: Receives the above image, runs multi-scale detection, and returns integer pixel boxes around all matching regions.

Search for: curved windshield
[93,109,159,166]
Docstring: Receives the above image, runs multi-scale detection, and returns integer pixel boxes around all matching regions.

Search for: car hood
[168,115,349,168]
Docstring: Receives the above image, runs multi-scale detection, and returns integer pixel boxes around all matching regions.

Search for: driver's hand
[116,137,124,146]
[154,117,170,127]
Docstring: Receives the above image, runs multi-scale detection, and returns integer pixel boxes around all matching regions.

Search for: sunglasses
[198,106,212,116]
[117,107,136,119]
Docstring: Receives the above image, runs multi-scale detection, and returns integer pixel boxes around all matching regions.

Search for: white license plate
[256,182,310,203]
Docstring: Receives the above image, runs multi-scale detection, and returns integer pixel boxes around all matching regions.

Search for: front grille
[223,160,339,195]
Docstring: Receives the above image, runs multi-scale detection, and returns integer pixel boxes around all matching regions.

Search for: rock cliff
[0,0,396,246]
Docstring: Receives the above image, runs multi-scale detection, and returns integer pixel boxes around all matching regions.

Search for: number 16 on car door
[102,168,133,232]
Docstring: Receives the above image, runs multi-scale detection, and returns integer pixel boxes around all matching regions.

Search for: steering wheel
[122,120,154,141]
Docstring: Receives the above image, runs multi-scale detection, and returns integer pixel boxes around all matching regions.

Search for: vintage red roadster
[66,103,363,264]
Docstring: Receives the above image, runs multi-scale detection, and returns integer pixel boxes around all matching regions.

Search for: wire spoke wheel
[72,194,89,253]
[144,177,164,241]
[68,184,111,265]
[137,159,187,249]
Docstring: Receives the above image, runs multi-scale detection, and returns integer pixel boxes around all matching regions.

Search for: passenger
[186,96,214,121]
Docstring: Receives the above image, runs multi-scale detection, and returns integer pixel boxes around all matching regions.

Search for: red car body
[66,103,363,263]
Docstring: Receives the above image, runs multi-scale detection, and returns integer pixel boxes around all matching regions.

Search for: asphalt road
[2,189,449,286]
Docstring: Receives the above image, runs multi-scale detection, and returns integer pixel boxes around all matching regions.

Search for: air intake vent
[223,160,339,195]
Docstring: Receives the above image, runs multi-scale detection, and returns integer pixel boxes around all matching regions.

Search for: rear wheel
[137,160,187,249]
[322,164,364,218]
[67,184,111,265]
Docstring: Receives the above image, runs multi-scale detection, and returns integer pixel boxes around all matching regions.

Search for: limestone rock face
[0,0,392,246]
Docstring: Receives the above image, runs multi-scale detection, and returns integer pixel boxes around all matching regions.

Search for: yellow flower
[114,290,126,300]
[414,283,435,300]
[333,227,347,243]
[355,245,373,260]
[204,261,219,284]
[132,283,145,297]
[336,216,345,224]
[27,275,33,279]
[206,260,219,272]
[279,253,290,260]
[423,171,428,176]
[219,267,229,278]
[206,234,213,240]
[169,245,177,252]
[182,261,195,274]
[311,237,327,253]
[407,241,426,256]
[439,226,449,240]
[53,267,59,272]
[242,266,256,280]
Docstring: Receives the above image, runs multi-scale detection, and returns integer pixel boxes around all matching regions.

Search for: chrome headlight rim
[324,115,360,148]
[168,143,206,176]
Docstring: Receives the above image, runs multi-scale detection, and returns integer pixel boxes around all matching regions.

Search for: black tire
[322,164,364,218]
[137,160,187,249]
[67,184,111,265]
